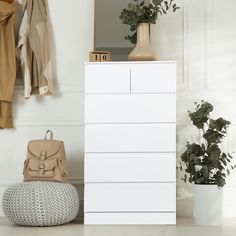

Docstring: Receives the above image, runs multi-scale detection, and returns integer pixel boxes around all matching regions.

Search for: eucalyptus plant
[119,0,180,44]
[179,101,235,187]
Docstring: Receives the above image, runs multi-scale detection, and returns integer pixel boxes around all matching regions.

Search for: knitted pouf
[2,181,79,226]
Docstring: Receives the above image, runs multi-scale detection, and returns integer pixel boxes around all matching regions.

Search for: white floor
[0,218,236,236]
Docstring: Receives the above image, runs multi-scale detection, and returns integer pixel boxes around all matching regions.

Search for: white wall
[1,0,236,220]
[152,0,236,217]
[0,0,94,220]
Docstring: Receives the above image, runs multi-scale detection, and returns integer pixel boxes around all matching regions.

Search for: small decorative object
[120,0,180,61]
[179,101,236,225]
[2,181,79,226]
[89,51,111,62]
[23,130,68,183]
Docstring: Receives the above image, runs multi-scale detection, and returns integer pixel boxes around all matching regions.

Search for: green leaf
[173,7,180,12]
[192,155,201,165]
[130,25,137,31]
[201,166,208,178]
[164,1,169,11]
[184,174,187,183]
[149,3,154,9]
[209,118,230,133]
[218,177,226,187]
[162,9,167,14]
[207,144,221,159]
[203,129,224,145]
[228,153,234,159]
[188,101,213,129]
[140,1,145,7]
[152,0,160,6]
[221,158,227,166]
[201,143,206,151]
[195,177,205,184]
[179,100,234,187]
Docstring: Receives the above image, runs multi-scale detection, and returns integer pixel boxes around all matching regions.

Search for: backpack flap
[27,140,62,159]
[27,158,57,178]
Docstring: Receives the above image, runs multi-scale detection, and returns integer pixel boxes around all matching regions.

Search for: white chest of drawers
[84,61,176,225]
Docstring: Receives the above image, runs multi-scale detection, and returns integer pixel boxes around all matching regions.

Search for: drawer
[85,124,176,152]
[85,94,176,123]
[85,64,130,93]
[85,212,176,225]
[84,183,176,212]
[85,153,176,182]
[131,63,176,93]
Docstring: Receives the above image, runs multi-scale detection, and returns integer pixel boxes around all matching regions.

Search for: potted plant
[119,0,180,61]
[179,101,235,225]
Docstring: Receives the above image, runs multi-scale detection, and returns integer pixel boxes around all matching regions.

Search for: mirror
[94,0,133,61]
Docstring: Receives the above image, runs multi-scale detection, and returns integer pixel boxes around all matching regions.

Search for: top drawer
[85,64,130,93]
[85,62,176,94]
[131,63,176,93]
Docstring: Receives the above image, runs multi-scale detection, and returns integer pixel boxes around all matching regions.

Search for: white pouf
[2,181,79,226]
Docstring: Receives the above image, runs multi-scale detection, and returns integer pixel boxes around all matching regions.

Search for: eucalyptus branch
[119,0,180,44]
[179,101,234,187]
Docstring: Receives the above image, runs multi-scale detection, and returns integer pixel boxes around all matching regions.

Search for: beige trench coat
[0,1,16,128]
[17,0,53,98]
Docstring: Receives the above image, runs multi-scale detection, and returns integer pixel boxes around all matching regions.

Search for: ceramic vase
[194,184,223,225]
[128,23,156,61]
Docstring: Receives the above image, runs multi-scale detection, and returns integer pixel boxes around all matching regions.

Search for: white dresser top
[85,61,176,65]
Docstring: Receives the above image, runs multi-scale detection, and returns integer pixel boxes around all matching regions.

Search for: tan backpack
[23,130,68,182]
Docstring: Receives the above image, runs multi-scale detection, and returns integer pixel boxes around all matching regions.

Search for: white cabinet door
[131,63,176,93]
[85,64,130,93]
[85,124,176,153]
[84,183,176,212]
[85,153,176,182]
[85,94,176,123]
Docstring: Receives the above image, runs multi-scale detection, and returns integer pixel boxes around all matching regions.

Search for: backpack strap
[44,130,53,140]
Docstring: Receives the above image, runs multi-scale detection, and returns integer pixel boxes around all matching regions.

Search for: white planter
[194,184,223,225]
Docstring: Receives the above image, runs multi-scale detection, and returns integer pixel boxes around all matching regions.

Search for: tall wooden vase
[128,23,156,61]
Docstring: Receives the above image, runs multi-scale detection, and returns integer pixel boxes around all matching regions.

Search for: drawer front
[85,94,176,123]
[85,65,130,93]
[131,63,176,93]
[85,153,176,182]
[85,212,176,225]
[84,183,176,212]
[85,124,176,153]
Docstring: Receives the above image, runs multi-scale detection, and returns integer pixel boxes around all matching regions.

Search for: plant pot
[194,184,223,225]
[128,23,156,61]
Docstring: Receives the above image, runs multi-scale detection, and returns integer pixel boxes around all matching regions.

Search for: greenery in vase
[179,101,236,187]
[119,0,180,44]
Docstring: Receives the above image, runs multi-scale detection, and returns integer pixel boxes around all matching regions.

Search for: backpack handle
[44,130,53,140]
